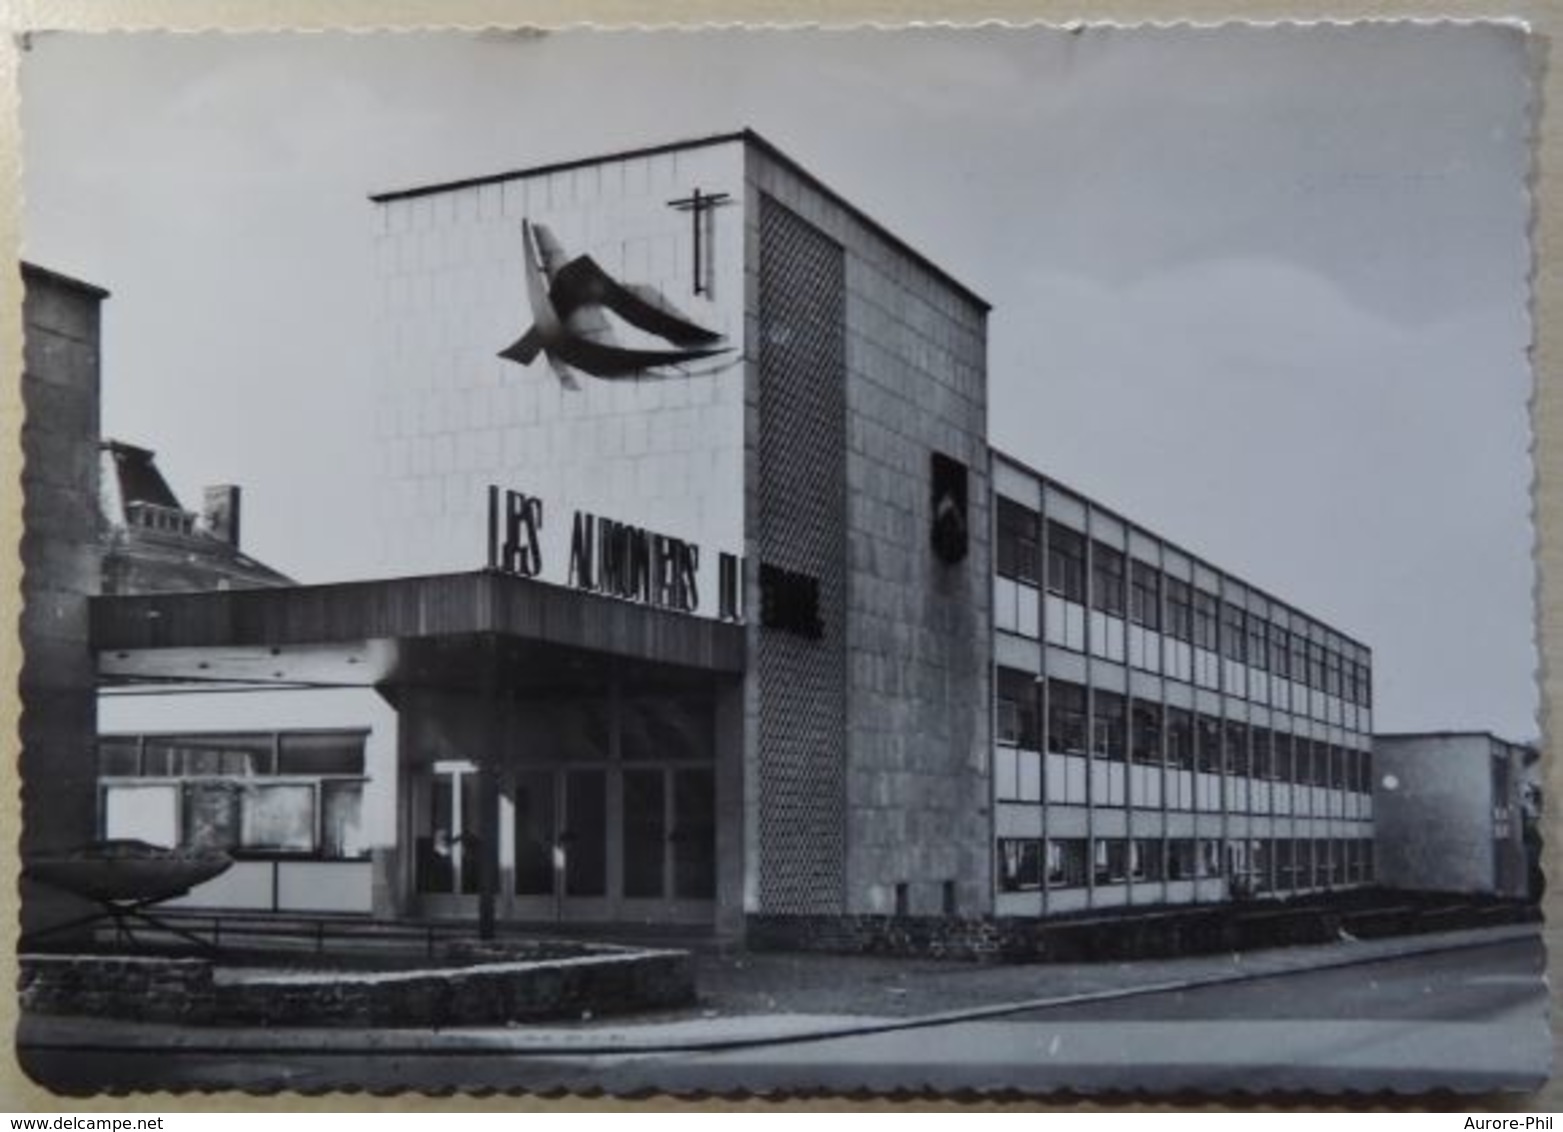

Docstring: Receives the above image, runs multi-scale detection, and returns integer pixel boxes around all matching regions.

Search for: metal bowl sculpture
[24,839,233,904]
[22,840,234,953]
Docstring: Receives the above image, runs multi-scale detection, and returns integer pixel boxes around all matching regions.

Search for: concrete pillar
[19,264,107,936]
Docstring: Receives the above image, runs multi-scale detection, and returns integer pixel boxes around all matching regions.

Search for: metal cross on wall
[667,187,732,297]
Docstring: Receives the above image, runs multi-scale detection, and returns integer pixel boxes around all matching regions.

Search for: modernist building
[989,454,1377,917]
[1373,732,1533,899]
[73,131,1382,941]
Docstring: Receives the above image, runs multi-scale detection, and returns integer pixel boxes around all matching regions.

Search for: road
[19,936,1549,1097]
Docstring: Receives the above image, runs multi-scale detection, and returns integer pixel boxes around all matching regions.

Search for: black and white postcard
[8,20,1549,1100]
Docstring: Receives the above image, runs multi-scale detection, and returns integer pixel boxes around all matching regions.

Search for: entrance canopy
[92,570,746,692]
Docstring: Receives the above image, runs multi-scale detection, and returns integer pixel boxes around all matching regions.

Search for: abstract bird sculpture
[498,219,730,389]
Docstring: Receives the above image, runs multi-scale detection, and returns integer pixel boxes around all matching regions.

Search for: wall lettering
[487,486,543,577]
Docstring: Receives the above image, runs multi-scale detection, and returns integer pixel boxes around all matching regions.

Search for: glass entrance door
[415,760,488,917]
[619,765,716,920]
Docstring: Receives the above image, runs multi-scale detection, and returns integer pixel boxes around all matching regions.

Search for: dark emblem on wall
[760,563,824,640]
[498,219,729,389]
[930,451,969,565]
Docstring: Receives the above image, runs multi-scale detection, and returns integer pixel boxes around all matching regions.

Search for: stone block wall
[19,955,216,1024]
[19,949,693,1027]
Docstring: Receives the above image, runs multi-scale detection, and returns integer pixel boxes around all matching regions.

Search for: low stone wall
[746,914,1033,961]
[218,949,694,1028]
[18,948,694,1027]
[19,955,216,1023]
[746,899,1539,964]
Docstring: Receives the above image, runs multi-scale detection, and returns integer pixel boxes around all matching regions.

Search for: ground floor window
[1048,838,1090,888]
[997,838,1044,891]
[1093,838,1129,885]
[98,730,368,860]
[1132,838,1165,882]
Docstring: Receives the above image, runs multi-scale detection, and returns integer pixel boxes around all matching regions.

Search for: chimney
[202,484,241,548]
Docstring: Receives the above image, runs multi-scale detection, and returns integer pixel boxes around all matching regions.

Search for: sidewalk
[17,922,1540,1056]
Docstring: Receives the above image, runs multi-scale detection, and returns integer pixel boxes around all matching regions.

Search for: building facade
[1373,731,1532,899]
[988,453,1377,916]
[68,132,1397,944]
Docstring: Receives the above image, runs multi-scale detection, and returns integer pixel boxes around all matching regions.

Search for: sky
[18,23,1538,738]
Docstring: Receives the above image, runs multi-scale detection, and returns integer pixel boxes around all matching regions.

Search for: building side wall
[371,142,747,610]
[745,150,993,918]
[1374,734,1494,894]
[992,456,1375,916]
[20,270,103,932]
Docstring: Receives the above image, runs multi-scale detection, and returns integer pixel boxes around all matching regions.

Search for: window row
[994,496,1371,706]
[100,778,366,859]
[997,836,1375,892]
[98,730,368,778]
[995,672,1374,790]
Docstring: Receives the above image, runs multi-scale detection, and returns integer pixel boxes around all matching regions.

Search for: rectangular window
[1047,838,1089,888]
[1221,604,1247,663]
[278,731,367,776]
[101,782,180,847]
[1361,749,1373,794]
[1130,701,1162,765]
[1130,560,1161,630]
[181,781,242,852]
[1094,838,1129,885]
[1168,838,1197,881]
[1046,521,1087,602]
[1193,590,1220,651]
[98,735,141,777]
[1250,728,1270,779]
[1196,714,1222,773]
[1247,616,1269,672]
[995,497,1040,584]
[322,781,366,859]
[1273,731,1293,782]
[1308,640,1326,692]
[1047,680,1088,755]
[997,838,1043,891]
[995,667,1040,748]
[1290,635,1309,688]
[143,732,273,777]
[1271,627,1290,679]
[1167,708,1195,769]
[1200,838,1224,878]
[1132,838,1166,882]
[1166,578,1194,642]
[240,783,316,853]
[1324,650,1342,698]
[1091,541,1126,617]
[1225,720,1249,777]
[1091,689,1126,760]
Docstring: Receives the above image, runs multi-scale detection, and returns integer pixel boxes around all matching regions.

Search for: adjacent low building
[1373,731,1534,899]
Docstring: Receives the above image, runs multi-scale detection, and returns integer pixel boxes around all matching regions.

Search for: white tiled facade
[372,143,747,612]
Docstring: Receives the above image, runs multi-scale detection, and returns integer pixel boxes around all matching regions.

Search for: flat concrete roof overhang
[92,570,746,692]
